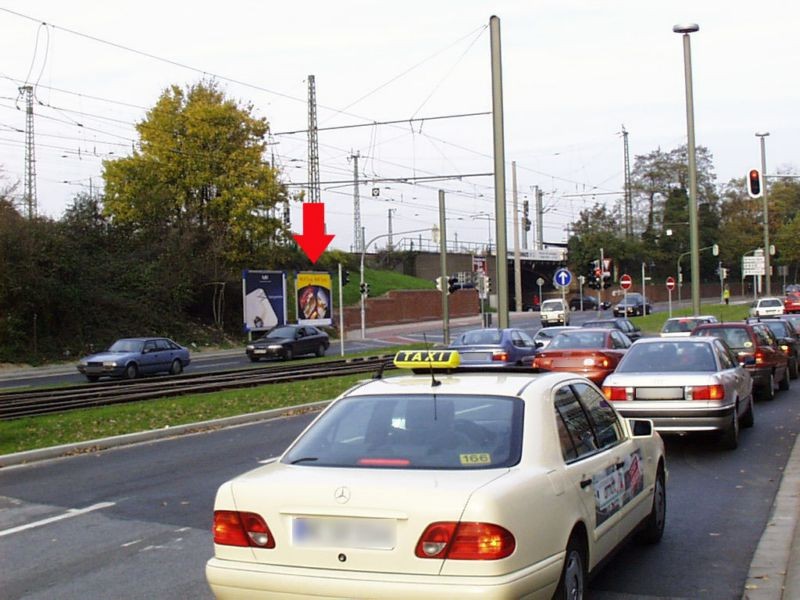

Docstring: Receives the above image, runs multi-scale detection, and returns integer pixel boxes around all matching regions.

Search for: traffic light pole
[439,190,450,345]
[338,263,345,357]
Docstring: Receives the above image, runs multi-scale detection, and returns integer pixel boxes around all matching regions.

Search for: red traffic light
[747,168,762,198]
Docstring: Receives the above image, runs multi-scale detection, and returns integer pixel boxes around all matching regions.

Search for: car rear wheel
[86,375,99,383]
[720,405,739,450]
[169,359,183,375]
[554,534,586,600]
[124,363,138,380]
[741,396,755,428]
[637,465,666,544]
[779,368,791,391]
[759,373,776,401]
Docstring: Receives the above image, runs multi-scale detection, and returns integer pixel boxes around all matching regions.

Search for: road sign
[666,276,676,291]
[743,255,765,276]
[620,273,632,290]
[553,268,572,288]
[536,277,545,287]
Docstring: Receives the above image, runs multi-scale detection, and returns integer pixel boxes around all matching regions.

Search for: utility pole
[439,190,449,344]
[20,85,37,219]
[535,187,544,250]
[307,75,320,203]
[622,125,632,237]
[490,15,509,329]
[512,161,522,312]
[387,208,396,251]
[351,151,363,253]
[756,132,771,295]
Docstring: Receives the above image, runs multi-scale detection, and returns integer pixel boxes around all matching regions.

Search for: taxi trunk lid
[225,463,508,574]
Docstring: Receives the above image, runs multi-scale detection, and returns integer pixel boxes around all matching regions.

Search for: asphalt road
[1,377,799,599]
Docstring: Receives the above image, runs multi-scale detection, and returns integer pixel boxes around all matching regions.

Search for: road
[1,378,798,599]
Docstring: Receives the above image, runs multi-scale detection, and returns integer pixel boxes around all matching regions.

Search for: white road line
[0,502,116,538]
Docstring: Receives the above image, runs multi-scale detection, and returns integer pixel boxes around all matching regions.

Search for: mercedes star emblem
[334,486,351,504]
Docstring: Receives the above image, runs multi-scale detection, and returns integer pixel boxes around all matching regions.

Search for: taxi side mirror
[629,419,654,437]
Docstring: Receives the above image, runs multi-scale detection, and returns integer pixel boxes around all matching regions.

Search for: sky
[0,1,797,254]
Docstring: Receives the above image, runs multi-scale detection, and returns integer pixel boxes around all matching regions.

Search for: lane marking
[0,501,115,538]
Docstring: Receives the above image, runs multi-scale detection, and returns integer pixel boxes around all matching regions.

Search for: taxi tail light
[415,522,515,560]
[491,351,509,362]
[687,384,725,400]
[603,386,631,401]
[214,510,275,548]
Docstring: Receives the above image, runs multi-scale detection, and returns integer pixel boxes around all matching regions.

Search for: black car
[747,317,800,379]
[568,296,599,311]
[582,317,642,341]
[612,293,652,317]
[246,325,329,362]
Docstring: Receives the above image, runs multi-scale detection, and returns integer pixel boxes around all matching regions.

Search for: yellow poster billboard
[296,272,333,326]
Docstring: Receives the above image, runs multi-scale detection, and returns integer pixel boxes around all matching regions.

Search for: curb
[0,400,331,469]
[743,432,800,599]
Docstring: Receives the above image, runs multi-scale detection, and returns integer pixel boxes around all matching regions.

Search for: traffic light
[342,269,350,286]
[448,277,459,294]
[360,282,369,296]
[748,168,763,198]
[587,261,600,289]
[435,276,443,292]
[523,201,531,231]
[603,272,612,289]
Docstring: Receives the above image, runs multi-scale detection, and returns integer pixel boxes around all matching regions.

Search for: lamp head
[673,23,700,34]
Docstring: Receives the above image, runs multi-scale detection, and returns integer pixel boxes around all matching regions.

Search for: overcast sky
[1,1,797,253]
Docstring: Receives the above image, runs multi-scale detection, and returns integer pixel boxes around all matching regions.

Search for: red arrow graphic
[293,202,335,264]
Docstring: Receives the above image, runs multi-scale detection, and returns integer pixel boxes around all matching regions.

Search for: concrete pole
[439,190,449,344]
[338,263,345,356]
[757,132,771,295]
[490,15,509,329]
[512,161,522,312]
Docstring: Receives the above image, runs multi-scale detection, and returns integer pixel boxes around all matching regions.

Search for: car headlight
[246,345,254,351]
[268,344,284,350]
[102,361,117,368]
[78,360,87,367]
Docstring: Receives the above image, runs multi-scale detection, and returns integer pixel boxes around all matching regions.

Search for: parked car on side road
[206,350,667,599]
[531,328,632,384]
[749,297,785,318]
[540,298,570,327]
[246,325,329,362]
[602,337,754,449]
[612,293,652,317]
[660,316,719,337]
[449,328,538,367]
[691,322,789,401]
[568,295,599,311]
[784,292,800,314]
[582,317,642,341]
[77,337,191,382]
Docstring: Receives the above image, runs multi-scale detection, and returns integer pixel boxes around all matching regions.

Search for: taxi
[206,350,666,599]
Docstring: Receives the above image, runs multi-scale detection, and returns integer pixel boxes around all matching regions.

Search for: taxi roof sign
[394,350,460,370]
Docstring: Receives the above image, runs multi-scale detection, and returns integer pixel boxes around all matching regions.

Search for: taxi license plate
[292,517,396,550]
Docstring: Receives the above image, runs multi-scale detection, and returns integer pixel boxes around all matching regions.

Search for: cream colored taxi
[206,351,666,599]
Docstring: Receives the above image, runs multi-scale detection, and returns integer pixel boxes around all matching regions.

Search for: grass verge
[630,302,750,334]
[0,373,374,456]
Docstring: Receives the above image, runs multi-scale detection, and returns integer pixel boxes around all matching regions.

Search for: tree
[103,80,289,328]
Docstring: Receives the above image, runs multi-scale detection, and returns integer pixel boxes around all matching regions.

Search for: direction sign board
[620,273,633,290]
[666,276,676,291]
[743,255,765,276]
[553,268,572,288]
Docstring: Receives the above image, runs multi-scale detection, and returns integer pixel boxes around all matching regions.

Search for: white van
[540,298,569,327]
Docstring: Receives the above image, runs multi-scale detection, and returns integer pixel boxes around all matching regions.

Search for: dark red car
[530,327,632,385]
[784,293,800,314]
[692,322,790,401]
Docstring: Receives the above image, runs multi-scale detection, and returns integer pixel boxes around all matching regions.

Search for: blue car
[77,337,191,382]
[449,328,538,367]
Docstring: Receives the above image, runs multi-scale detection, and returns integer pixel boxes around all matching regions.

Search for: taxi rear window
[282,394,523,470]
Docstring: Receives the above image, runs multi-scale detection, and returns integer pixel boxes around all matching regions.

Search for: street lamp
[756,132,770,294]
[673,22,701,316]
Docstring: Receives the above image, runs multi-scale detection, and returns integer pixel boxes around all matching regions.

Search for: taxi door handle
[580,478,592,489]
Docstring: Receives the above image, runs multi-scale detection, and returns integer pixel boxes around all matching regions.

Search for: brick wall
[342,289,479,331]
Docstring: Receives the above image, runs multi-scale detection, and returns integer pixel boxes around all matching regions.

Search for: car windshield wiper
[289,457,318,464]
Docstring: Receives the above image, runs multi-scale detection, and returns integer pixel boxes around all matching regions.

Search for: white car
[750,297,785,317]
[659,315,719,337]
[540,298,570,327]
[206,350,667,599]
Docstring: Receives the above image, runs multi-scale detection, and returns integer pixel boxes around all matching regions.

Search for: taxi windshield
[282,394,523,470]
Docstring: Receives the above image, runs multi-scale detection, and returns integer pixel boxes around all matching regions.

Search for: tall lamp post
[673,23,701,316]
[756,132,771,294]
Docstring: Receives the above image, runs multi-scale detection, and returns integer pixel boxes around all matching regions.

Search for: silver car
[601,337,754,450]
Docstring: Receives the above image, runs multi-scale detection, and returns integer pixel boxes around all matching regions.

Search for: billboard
[296,272,333,326]
[242,270,287,333]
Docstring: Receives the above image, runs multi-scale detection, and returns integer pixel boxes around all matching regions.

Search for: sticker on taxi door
[593,449,644,526]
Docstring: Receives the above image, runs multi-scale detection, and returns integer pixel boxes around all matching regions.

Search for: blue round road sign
[553,268,572,288]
